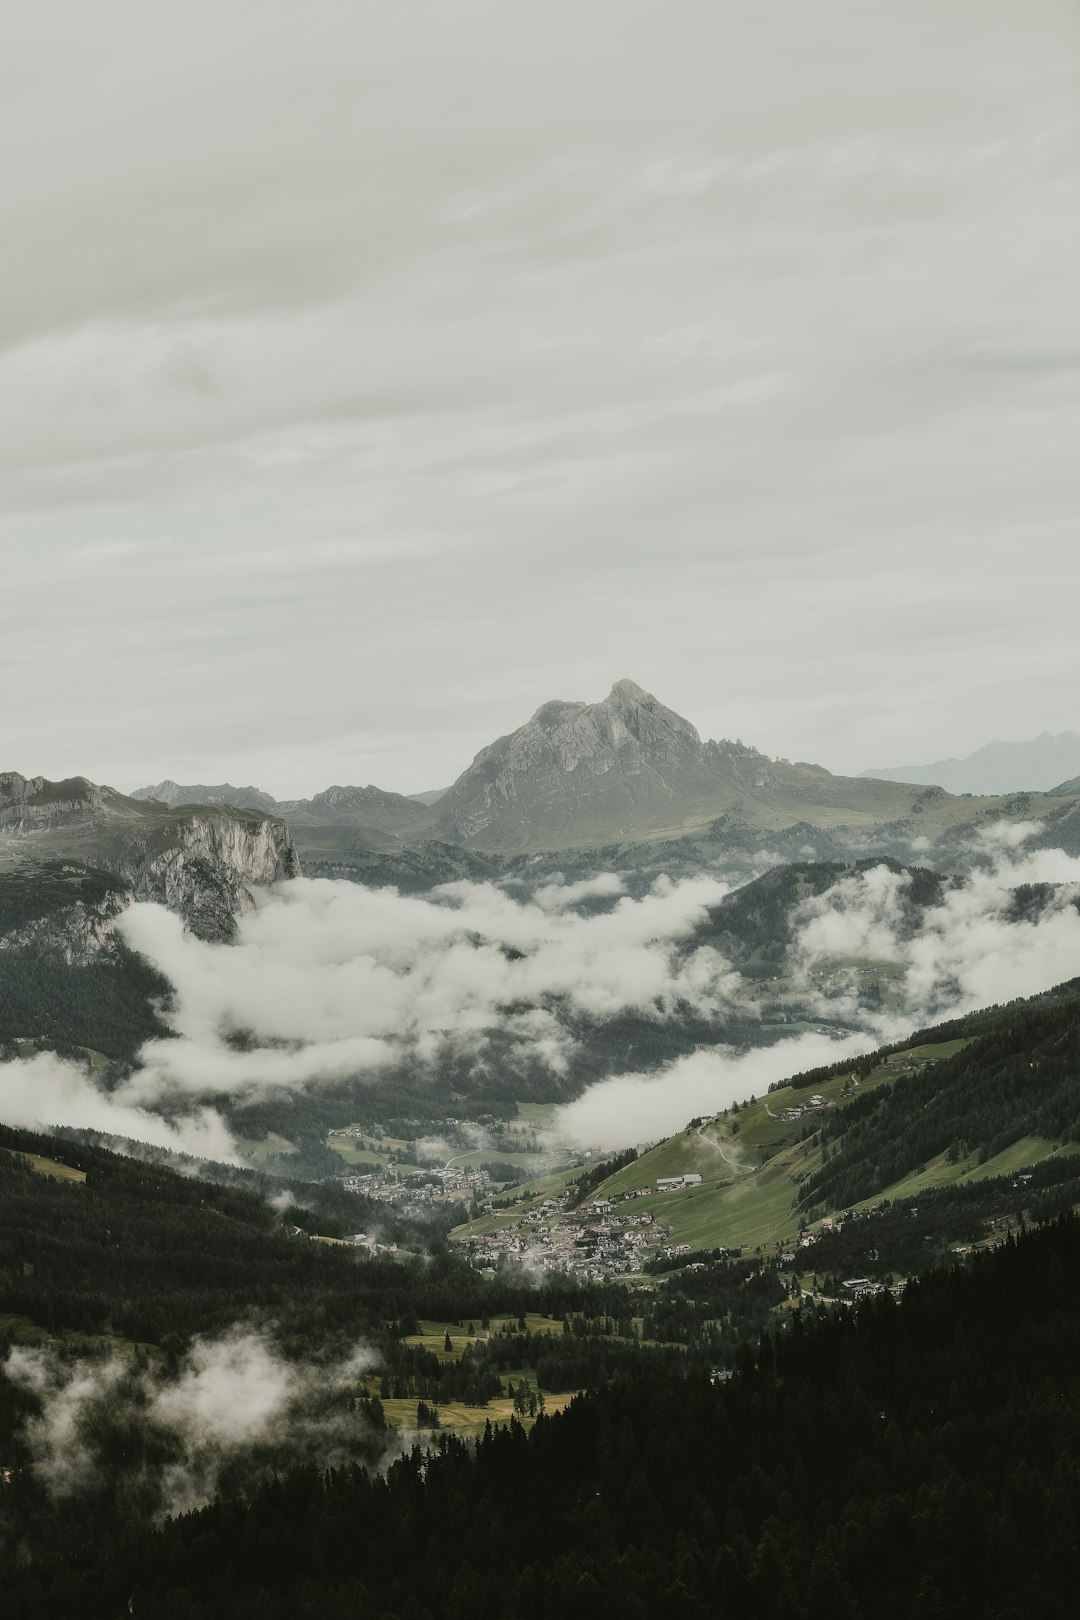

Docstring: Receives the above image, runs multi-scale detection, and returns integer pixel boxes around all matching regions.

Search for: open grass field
[440,1146,556,1174]
[1,1146,86,1184]
[854,1134,1072,1210]
[236,1132,298,1159]
[0,1311,161,1364]
[378,1390,578,1440]
[401,1314,565,1362]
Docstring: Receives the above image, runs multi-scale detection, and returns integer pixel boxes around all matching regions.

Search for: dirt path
[696,1121,744,1173]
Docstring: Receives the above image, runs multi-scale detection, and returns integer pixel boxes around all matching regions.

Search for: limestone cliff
[0,773,301,943]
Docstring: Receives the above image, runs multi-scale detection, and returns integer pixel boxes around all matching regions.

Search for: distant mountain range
[862,731,1080,796]
[129,680,1080,867]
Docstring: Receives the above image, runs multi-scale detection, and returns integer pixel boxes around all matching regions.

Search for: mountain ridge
[863,730,1080,795]
[126,681,1080,863]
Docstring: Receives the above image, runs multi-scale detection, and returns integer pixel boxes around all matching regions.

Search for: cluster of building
[776,1094,829,1124]
[341,1165,491,1208]
[456,1180,710,1279]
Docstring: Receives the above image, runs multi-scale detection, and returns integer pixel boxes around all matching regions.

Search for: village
[341,1163,493,1207]
[455,1177,710,1279]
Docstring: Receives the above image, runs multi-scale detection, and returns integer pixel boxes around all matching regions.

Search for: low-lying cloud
[790,830,1080,1025]
[551,1032,879,1150]
[0,1049,240,1162]
[6,832,1080,1162]
[112,874,738,1106]
[7,1329,377,1517]
[551,828,1080,1147]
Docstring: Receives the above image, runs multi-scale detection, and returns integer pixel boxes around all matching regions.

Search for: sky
[3,0,1079,798]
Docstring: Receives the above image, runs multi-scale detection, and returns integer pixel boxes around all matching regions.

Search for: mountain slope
[131,778,427,858]
[127,684,1079,866]
[577,980,1080,1252]
[863,730,1080,794]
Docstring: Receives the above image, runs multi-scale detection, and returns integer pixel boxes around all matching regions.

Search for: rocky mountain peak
[433,679,721,849]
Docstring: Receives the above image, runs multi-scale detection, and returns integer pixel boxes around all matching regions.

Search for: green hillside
[501,982,1080,1255]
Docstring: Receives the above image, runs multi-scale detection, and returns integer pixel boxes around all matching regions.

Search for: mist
[9,832,1080,1163]
[6,1328,379,1518]
[0,1049,240,1161]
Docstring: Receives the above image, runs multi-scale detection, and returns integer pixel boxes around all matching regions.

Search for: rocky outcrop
[106,809,301,938]
[0,773,301,942]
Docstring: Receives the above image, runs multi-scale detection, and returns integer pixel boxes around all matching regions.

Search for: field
[0,1311,160,1364]
[1,1146,87,1184]
[377,1390,578,1440]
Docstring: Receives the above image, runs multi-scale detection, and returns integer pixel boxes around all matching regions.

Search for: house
[656,1174,703,1191]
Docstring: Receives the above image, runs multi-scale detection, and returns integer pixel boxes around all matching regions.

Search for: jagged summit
[433,680,765,850]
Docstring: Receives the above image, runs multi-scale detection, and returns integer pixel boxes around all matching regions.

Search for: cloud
[551,1032,878,1151]
[6,1328,378,1516]
[113,874,738,1105]
[552,832,1080,1147]
[11,835,1080,1161]
[0,1050,239,1160]
[790,829,1080,1024]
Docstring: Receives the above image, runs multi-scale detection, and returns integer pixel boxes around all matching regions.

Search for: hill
[863,729,1080,794]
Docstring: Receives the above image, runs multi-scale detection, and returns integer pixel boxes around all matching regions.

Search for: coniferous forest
[2,1213,1079,1617]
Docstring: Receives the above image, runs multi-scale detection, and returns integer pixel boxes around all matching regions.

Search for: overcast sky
[3,1,1078,797]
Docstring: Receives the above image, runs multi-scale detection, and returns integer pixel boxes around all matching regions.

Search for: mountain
[129,682,1080,867]
[129,779,282,812]
[862,730,1080,795]
[130,778,426,859]
[427,678,996,853]
[1050,774,1080,797]
[0,772,299,941]
[470,976,1080,1261]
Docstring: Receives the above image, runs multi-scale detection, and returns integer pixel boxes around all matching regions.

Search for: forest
[4,1210,1080,1616]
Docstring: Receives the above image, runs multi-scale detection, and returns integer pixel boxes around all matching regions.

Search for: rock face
[0,773,300,941]
[128,777,426,861]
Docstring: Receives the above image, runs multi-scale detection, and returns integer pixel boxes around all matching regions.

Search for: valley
[5,696,1080,1617]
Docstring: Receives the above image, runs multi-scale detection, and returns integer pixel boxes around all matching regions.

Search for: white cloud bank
[5,832,1080,1162]
[111,874,738,1106]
